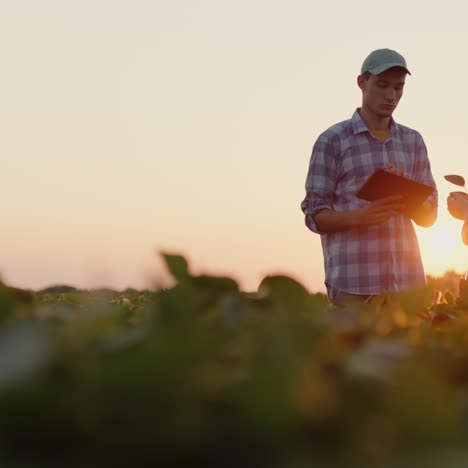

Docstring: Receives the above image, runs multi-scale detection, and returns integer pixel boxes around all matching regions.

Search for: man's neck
[358,107,391,131]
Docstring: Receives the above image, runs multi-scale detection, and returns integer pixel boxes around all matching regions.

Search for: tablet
[356,169,434,212]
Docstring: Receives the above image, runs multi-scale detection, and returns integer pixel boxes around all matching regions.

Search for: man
[301,48,438,305]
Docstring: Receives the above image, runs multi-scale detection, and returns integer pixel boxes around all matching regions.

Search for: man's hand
[409,199,437,227]
[383,163,405,177]
[355,195,405,225]
[313,195,404,233]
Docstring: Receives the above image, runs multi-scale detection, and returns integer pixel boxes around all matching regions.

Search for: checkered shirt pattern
[301,109,438,295]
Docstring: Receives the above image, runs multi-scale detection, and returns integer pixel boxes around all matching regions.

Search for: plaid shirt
[301,109,438,295]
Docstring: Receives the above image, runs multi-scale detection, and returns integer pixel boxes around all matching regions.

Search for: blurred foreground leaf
[161,252,190,281]
[0,256,467,466]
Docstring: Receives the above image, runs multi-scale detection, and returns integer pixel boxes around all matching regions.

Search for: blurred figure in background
[447,191,468,245]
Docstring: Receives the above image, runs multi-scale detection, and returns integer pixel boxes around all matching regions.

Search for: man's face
[359,67,407,118]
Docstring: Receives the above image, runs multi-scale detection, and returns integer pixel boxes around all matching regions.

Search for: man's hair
[361,71,371,80]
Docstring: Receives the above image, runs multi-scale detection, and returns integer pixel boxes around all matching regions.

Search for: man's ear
[357,74,366,91]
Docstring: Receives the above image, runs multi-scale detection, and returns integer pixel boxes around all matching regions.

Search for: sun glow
[427,223,459,254]
[417,214,468,277]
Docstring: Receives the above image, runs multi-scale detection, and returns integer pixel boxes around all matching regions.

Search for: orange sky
[0,1,467,292]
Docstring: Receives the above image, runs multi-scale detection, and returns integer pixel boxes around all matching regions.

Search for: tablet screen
[356,169,434,212]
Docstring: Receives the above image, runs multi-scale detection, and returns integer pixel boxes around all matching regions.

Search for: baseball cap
[361,48,411,75]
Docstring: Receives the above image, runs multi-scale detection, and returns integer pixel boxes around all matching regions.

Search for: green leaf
[191,275,239,293]
[161,253,190,282]
[257,275,310,311]
[444,174,466,188]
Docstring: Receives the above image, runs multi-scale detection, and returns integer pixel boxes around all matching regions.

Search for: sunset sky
[1,0,467,292]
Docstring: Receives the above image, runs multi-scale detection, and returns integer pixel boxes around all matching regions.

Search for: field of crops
[1,254,468,467]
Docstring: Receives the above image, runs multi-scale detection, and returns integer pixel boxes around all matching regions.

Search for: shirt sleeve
[412,133,438,207]
[300,133,337,234]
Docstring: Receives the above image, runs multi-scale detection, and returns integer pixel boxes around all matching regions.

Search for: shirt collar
[351,108,398,136]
